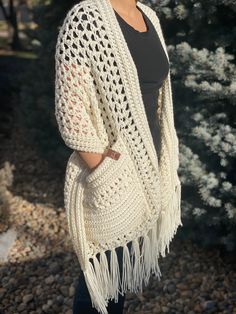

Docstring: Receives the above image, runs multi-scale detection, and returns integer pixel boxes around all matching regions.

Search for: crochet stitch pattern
[54,0,183,313]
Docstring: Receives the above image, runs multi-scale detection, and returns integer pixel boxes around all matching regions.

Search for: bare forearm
[77,151,106,170]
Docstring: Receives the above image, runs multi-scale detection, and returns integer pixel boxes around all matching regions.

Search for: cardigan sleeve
[54,5,105,154]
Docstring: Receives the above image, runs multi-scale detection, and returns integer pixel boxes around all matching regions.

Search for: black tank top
[113,7,170,153]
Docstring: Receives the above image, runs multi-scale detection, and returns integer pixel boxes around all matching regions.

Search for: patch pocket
[83,135,142,212]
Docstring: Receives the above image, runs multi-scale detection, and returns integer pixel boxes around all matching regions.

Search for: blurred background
[0,0,235,313]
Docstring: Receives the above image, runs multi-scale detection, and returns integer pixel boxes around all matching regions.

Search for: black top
[113,7,170,153]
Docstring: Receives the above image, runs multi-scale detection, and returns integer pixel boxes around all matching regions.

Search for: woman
[54,0,182,313]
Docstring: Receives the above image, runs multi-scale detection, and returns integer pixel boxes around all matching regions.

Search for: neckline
[113,7,149,35]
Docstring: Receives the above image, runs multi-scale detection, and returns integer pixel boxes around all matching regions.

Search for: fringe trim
[81,180,183,314]
[157,181,183,257]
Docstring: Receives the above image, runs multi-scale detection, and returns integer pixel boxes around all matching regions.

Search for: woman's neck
[109,0,138,16]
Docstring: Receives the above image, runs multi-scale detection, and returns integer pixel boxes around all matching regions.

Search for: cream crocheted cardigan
[54,0,183,312]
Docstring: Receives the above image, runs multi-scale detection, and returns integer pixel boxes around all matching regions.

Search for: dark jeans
[73,241,133,314]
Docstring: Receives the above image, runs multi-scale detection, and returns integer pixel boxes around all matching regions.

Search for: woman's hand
[76,150,107,171]
[76,148,120,172]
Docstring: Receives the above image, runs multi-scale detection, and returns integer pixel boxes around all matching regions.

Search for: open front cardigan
[54,0,183,313]
[114,6,170,155]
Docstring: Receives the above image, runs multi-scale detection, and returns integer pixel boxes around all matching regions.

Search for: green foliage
[148,0,236,251]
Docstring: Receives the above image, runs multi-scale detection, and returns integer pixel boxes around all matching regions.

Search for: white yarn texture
[54,0,183,313]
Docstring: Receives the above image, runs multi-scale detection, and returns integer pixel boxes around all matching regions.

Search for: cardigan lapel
[94,0,160,170]
[94,0,170,173]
